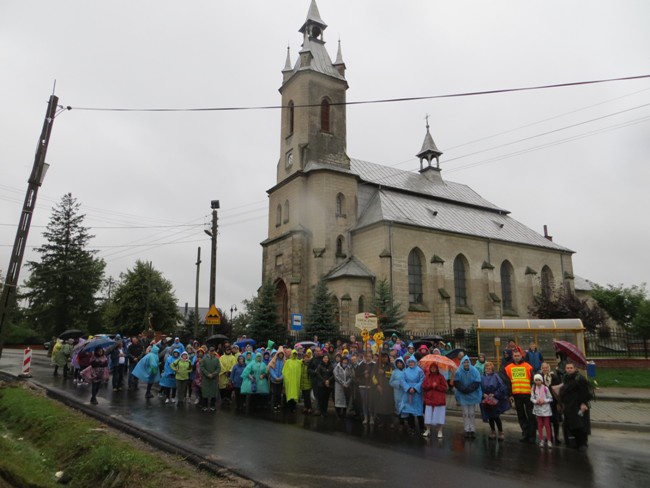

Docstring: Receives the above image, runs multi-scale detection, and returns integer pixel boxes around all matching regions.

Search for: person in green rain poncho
[241,352,270,412]
[200,347,221,412]
[282,349,302,413]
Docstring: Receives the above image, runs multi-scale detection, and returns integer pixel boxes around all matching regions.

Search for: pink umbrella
[553,339,587,367]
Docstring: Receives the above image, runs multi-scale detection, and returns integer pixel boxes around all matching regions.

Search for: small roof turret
[416,116,443,172]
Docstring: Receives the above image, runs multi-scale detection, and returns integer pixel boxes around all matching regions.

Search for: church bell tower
[277,0,350,183]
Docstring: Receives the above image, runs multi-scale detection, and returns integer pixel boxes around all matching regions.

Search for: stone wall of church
[348,222,573,332]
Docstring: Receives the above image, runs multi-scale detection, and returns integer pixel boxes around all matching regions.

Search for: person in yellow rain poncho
[219,345,237,405]
[283,349,302,413]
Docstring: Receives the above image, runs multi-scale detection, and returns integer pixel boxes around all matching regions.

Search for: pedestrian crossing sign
[205,304,221,325]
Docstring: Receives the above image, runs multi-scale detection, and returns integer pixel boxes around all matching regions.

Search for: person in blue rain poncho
[230,354,247,411]
[160,349,180,404]
[400,356,425,435]
[454,355,483,438]
[241,352,270,412]
[131,344,161,399]
[389,357,407,429]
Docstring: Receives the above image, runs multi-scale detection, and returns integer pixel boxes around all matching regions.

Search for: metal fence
[288,327,479,357]
[585,329,649,359]
[289,326,649,360]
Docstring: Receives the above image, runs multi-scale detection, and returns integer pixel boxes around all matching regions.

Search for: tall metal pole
[207,201,219,308]
[0,95,58,358]
[194,247,201,339]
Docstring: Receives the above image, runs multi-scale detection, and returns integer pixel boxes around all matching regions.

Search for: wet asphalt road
[3,350,649,488]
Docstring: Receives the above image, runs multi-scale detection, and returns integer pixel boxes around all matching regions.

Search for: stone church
[261,1,575,333]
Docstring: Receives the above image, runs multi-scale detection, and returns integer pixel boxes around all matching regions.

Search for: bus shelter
[477,319,585,369]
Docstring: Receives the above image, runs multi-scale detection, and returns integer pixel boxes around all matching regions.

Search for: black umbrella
[419,334,445,342]
[206,334,229,346]
[412,339,433,350]
[59,329,84,340]
[444,348,466,360]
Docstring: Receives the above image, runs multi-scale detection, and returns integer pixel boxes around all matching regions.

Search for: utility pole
[194,247,201,338]
[0,94,59,358]
[204,200,219,309]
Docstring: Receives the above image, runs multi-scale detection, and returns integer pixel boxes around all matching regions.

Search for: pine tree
[371,279,405,330]
[248,280,284,344]
[105,260,180,336]
[305,277,338,341]
[23,193,105,337]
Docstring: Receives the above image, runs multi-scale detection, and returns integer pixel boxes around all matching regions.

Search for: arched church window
[284,200,290,223]
[358,295,365,313]
[336,193,345,217]
[276,204,282,227]
[500,260,515,311]
[336,235,345,256]
[454,254,469,308]
[321,99,331,132]
[541,266,554,298]
[408,248,423,304]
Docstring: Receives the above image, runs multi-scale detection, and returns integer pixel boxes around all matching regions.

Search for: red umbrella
[553,339,587,367]
[419,354,458,373]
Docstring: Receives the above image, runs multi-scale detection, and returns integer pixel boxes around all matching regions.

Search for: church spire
[416,116,443,172]
[333,39,346,76]
[299,0,327,41]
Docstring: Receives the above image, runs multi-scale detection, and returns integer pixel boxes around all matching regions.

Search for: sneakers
[202,407,208,412]
[437,430,443,439]
[170,398,176,404]
[210,407,216,412]
[369,417,375,426]
[546,440,552,449]
[90,398,98,405]
[165,398,170,404]
[539,440,545,447]
[422,430,431,438]
[489,431,497,440]
[362,417,368,425]
[145,392,154,399]
[498,432,505,441]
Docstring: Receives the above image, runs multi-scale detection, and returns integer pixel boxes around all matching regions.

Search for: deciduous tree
[105,260,180,336]
[529,286,608,332]
[591,283,647,329]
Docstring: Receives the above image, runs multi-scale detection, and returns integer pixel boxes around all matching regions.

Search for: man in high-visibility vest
[504,350,535,443]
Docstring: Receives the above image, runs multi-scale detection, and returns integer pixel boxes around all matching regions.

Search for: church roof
[350,158,507,212]
[325,256,375,280]
[292,37,346,82]
[574,275,596,291]
[354,186,572,252]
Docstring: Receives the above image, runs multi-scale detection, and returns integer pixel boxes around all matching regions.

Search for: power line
[65,74,650,112]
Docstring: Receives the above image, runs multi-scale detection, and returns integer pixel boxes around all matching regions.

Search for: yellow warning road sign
[205,304,221,325]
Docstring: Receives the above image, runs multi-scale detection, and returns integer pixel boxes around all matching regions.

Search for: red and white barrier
[21,347,32,377]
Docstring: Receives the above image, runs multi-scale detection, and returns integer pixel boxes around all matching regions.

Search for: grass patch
[0,383,241,488]
[593,368,650,388]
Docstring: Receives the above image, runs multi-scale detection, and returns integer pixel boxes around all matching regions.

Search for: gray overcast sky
[1,0,649,318]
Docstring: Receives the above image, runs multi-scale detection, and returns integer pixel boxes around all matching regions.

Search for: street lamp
[230,305,238,321]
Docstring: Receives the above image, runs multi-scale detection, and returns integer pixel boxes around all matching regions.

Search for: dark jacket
[560,371,593,433]
[314,361,334,389]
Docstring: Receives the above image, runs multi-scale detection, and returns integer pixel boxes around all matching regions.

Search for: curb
[0,371,268,488]
[444,407,650,433]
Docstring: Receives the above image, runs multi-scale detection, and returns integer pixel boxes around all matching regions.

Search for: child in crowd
[531,373,554,448]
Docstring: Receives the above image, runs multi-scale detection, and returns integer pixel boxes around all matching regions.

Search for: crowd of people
[49,333,594,452]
